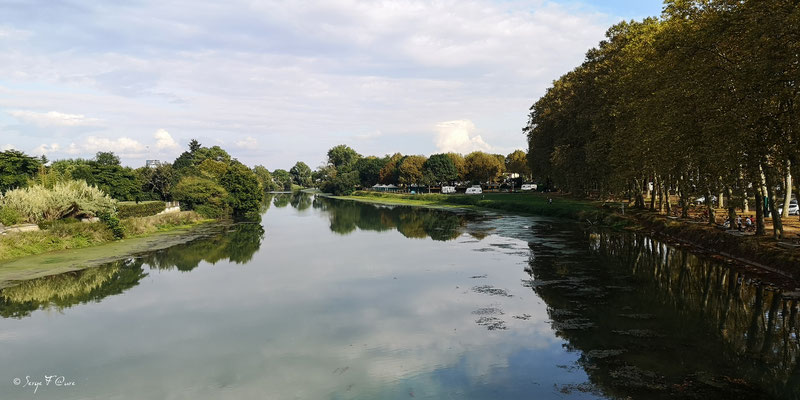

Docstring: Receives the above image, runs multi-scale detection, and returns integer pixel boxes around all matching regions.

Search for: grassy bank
[0,211,211,263]
[335,191,800,278]
[338,191,629,227]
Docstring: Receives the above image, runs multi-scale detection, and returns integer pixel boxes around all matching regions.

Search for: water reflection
[526,226,800,399]
[0,223,264,319]
[1,196,798,400]
[0,259,146,319]
[312,196,470,241]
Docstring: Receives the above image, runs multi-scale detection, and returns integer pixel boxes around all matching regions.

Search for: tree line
[524,0,800,239]
[313,144,531,195]
[0,140,314,221]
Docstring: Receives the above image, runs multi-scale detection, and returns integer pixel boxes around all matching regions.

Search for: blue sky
[0,0,665,169]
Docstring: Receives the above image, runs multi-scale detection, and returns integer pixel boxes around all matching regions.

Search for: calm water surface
[0,193,798,399]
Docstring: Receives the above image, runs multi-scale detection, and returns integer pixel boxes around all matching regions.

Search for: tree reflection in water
[527,225,800,399]
[312,195,468,241]
[0,223,265,319]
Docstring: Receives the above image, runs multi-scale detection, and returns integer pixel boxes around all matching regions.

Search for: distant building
[146,160,164,168]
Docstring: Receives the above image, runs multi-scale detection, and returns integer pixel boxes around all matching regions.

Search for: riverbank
[335,191,630,226]
[0,211,213,265]
[333,191,800,279]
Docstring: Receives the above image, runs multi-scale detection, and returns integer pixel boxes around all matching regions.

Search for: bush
[0,180,116,223]
[0,207,20,226]
[99,212,124,239]
[117,201,167,219]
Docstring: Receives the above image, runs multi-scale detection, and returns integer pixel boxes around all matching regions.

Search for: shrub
[0,207,20,226]
[117,201,167,219]
[0,180,116,223]
[99,212,125,239]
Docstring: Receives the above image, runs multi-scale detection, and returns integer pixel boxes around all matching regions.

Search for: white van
[465,185,482,195]
[521,184,537,191]
[441,186,456,194]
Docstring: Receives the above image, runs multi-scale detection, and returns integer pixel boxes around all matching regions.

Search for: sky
[0,0,664,169]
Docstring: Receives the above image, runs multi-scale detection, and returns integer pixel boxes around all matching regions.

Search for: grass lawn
[337,191,612,222]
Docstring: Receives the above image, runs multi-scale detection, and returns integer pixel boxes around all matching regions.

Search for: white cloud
[7,110,101,127]
[32,143,60,155]
[66,143,80,155]
[2,144,15,151]
[235,136,258,148]
[83,136,146,154]
[0,0,626,167]
[154,129,179,150]
[434,120,491,154]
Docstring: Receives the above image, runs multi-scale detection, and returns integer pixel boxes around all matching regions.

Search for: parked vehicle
[521,184,537,191]
[778,199,799,216]
[465,185,482,195]
[694,195,717,205]
[441,186,456,194]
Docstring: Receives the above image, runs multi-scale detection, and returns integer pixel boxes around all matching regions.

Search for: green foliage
[397,155,427,185]
[505,150,530,178]
[95,151,120,166]
[99,211,125,239]
[272,169,292,191]
[117,201,167,219]
[423,154,458,185]
[327,144,361,170]
[50,154,141,201]
[137,164,175,201]
[0,180,117,224]
[221,161,262,218]
[171,140,232,175]
[0,207,20,226]
[172,176,228,218]
[322,170,360,196]
[465,151,503,183]
[445,153,467,181]
[354,156,387,187]
[0,150,41,193]
[253,165,277,192]
[379,153,403,184]
[289,161,313,187]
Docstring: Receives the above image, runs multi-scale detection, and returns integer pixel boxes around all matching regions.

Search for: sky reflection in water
[0,193,797,399]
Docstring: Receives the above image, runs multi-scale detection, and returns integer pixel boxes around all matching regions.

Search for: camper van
[441,186,456,194]
[521,184,537,191]
[465,185,482,195]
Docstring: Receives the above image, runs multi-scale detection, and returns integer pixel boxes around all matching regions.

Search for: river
[0,193,797,399]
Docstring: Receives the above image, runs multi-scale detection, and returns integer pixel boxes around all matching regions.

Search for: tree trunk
[727,186,737,231]
[706,188,715,225]
[739,166,749,213]
[783,159,792,218]
[664,183,672,215]
[639,179,647,209]
[762,164,784,240]
[679,188,689,218]
[649,176,657,211]
[755,183,766,236]
[743,189,750,213]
